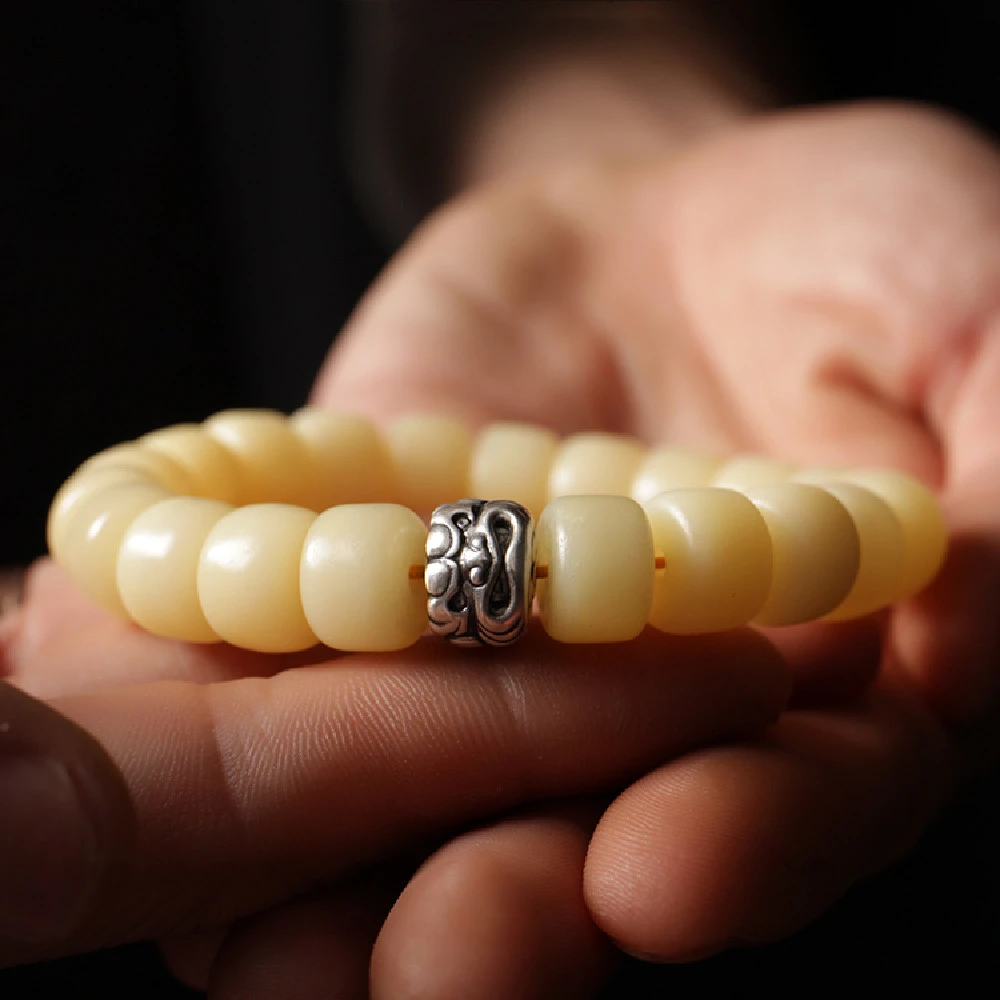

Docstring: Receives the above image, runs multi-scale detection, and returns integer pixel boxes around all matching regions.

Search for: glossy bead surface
[548,433,646,499]
[631,448,720,502]
[840,469,946,598]
[536,495,654,643]
[793,475,905,620]
[385,414,473,514]
[79,443,193,494]
[198,504,318,653]
[300,504,427,651]
[743,483,860,627]
[204,409,312,506]
[644,488,772,633]
[470,423,558,517]
[290,409,396,511]
[58,481,172,616]
[141,424,242,505]
[48,465,151,558]
[118,497,234,641]
[712,455,795,492]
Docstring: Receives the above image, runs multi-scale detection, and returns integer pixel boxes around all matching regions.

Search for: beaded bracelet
[46,409,948,653]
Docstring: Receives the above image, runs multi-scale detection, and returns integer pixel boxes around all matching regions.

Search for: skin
[2,60,1000,1000]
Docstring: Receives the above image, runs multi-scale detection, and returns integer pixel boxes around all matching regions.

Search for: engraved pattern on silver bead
[425,499,535,647]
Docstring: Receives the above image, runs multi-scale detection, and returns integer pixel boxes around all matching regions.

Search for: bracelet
[46,409,947,653]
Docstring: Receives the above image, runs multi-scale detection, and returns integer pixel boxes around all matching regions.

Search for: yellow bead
[743,483,861,627]
[385,414,473,514]
[644,488,772,634]
[839,469,947,598]
[57,481,172,616]
[793,473,905,620]
[548,432,646,499]
[470,422,558,517]
[204,409,312,506]
[301,504,427,651]
[141,424,242,504]
[48,465,151,558]
[536,495,654,643]
[78,442,193,494]
[631,448,720,503]
[712,455,796,491]
[118,497,234,641]
[197,504,319,653]
[289,408,396,511]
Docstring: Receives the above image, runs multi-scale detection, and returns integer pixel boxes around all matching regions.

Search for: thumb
[0,681,133,955]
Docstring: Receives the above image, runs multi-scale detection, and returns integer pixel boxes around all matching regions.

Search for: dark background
[2,2,998,995]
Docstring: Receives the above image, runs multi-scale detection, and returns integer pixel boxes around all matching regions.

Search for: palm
[6,104,999,995]
[317,103,1000,724]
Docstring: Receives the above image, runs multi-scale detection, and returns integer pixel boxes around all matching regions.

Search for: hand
[8,100,1000,997]
[311,102,994,991]
[0,556,788,983]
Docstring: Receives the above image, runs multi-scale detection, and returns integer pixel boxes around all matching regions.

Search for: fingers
[893,321,1000,726]
[5,560,324,698]
[757,618,883,706]
[583,687,952,960]
[208,880,398,1000]
[181,806,615,1000]
[0,682,133,946]
[0,626,788,966]
[371,806,615,1000]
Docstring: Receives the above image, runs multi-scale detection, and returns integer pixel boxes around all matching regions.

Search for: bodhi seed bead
[290,409,396,511]
[536,495,655,643]
[385,414,473,514]
[644,487,772,634]
[118,497,235,642]
[839,468,947,599]
[58,481,173,617]
[631,448,721,502]
[204,409,314,507]
[792,474,905,620]
[470,422,558,518]
[743,482,861,627]
[548,432,647,500]
[300,504,427,651]
[197,504,319,653]
[141,424,243,505]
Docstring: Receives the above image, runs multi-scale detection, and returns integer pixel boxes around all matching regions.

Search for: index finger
[3,626,788,966]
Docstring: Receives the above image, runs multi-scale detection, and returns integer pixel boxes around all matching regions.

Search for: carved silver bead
[425,499,535,647]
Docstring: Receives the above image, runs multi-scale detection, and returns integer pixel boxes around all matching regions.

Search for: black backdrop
[2,2,998,995]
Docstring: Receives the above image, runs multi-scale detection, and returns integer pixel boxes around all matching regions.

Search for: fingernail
[0,754,98,940]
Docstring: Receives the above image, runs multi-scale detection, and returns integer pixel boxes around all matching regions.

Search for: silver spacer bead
[425,499,536,647]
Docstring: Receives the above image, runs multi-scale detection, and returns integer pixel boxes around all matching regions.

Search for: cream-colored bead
[301,504,427,651]
[793,473,905,620]
[118,498,234,641]
[198,504,319,653]
[536,495,654,643]
[78,442,193,494]
[548,432,646,499]
[644,488,772,634]
[289,409,396,511]
[204,409,313,507]
[712,455,796,491]
[141,424,242,504]
[839,469,947,598]
[470,422,558,517]
[57,481,172,616]
[385,414,473,513]
[48,465,151,558]
[743,483,861,627]
[631,448,721,503]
